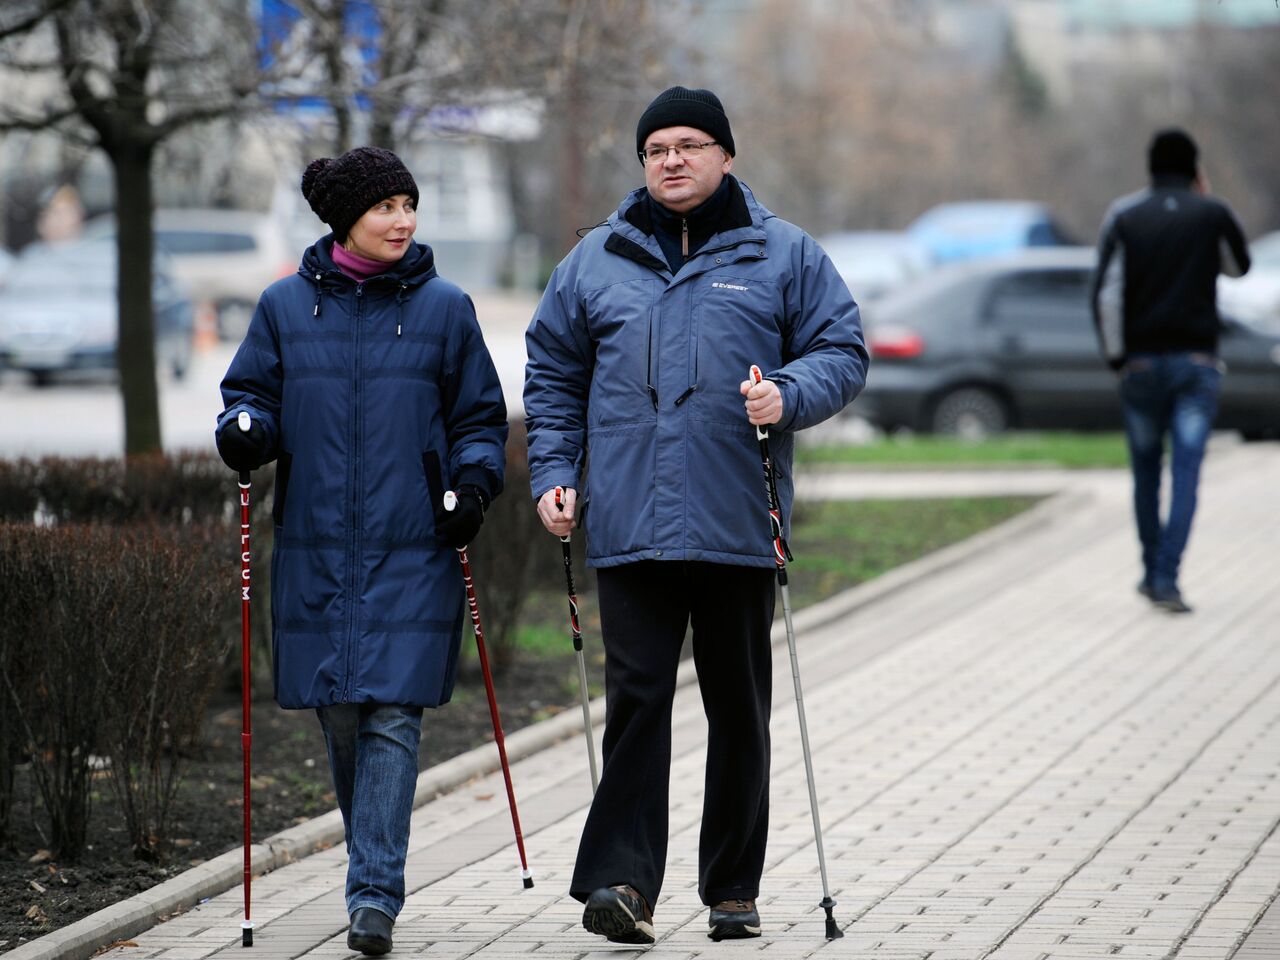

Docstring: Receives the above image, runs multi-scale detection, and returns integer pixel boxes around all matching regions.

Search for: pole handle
[748,365,768,441]
[236,412,254,485]
[555,485,572,543]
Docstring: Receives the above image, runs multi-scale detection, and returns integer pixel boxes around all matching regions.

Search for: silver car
[0,240,194,386]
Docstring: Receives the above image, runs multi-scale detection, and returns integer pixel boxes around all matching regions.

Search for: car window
[157,230,257,254]
[986,269,1093,333]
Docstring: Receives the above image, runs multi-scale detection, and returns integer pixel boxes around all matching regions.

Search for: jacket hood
[298,234,438,289]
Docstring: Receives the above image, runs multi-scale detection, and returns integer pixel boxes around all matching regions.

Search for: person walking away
[1091,128,1250,614]
[214,146,508,955]
[523,86,868,944]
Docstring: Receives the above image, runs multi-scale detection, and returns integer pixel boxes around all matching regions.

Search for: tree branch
[0,0,77,42]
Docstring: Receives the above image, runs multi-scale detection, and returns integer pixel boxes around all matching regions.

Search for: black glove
[436,485,486,548]
[216,416,269,472]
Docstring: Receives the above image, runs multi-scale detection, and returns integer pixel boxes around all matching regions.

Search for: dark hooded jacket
[218,236,507,708]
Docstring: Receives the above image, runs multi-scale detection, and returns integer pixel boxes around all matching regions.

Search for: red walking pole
[443,491,534,888]
[236,411,255,947]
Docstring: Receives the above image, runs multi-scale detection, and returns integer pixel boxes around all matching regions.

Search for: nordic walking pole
[443,491,534,888]
[747,366,842,940]
[555,486,599,793]
[235,411,255,947]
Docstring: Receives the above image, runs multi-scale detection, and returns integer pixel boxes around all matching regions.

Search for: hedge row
[0,429,560,861]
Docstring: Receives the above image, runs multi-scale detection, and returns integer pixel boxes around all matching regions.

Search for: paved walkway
[23,442,1280,960]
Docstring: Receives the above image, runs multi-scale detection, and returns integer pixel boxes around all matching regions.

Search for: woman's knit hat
[301,146,419,241]
[635,86,735,161]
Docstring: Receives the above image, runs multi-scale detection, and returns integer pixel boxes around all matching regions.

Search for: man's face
[643,125,732,215]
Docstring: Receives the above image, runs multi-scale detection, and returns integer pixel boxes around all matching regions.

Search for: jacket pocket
[272,451,293,526]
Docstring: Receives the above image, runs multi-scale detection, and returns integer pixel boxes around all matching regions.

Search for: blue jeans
[316,703,424,920]
[1119,352,1222,593]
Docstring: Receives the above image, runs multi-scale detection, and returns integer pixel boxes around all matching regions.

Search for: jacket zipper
[681,217,688,259]
[343,283,365,701]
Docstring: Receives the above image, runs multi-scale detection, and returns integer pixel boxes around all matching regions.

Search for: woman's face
[343,194,416,261]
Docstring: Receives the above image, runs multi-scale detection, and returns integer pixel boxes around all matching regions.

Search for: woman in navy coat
[215,146,507,955]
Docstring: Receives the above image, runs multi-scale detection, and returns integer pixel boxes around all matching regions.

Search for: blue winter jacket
[524,178,867,568]
[218,237,507,709]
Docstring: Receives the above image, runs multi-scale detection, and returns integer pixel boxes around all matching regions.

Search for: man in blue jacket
[1091,129,1250,614]
[524,87,867,944]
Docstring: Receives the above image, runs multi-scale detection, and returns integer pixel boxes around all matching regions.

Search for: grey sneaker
[708,899,761,941]
[1152,586,1192,613]
[583,885,655,945]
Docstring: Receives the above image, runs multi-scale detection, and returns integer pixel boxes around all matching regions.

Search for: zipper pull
[673,384,698,406]
[647,385,659,410]
[681,218,688,258]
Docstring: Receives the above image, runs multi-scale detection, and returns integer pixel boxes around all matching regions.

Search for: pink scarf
[332,243,391,282]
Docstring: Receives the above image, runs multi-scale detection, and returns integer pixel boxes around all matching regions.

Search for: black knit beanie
[1148,128,1198,179]
[301,146,419,241]
[635,86,735,162]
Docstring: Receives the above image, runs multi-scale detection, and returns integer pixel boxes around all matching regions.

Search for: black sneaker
[583,885,655,944]
[1152,586,1192,613]
[708,899,761,941]
[1137,579,1155,600]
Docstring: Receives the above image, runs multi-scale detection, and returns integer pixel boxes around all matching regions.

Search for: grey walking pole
[235,411,255,947]
[555,486,599,793]
[747,365,843,940]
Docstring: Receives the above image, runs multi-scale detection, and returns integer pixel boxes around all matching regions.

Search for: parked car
[907,201,1075,264]
[819,230,934,303]
[0,240,193,386]
[1219,230,1280,332]
[853,248,1280,438]
[82,209,296,339]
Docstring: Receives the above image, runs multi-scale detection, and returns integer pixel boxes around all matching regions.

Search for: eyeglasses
[639,140,719,164]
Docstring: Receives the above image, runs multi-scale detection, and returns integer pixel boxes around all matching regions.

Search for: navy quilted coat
[218,237,507,709]
[524,178,867,568]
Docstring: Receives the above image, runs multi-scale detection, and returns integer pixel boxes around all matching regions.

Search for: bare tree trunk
[112,140,161,457]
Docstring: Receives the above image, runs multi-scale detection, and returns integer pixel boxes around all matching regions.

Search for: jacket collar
[299,234,438,289]
[605,176,769,274]
[1151,173,1196,191]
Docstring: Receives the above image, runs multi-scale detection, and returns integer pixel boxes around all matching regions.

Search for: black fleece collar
[624,175,752,239]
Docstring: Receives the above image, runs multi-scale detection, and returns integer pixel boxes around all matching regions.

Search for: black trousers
[570,560,775,912]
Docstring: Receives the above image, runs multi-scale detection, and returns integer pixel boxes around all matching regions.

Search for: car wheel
[930,387,1009,437]
[216,299,255,340]
[31,369,54,388]
[1240,429,1278,443]
[170,337,192,381]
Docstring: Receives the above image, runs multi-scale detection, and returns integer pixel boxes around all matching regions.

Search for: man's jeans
[1119,352,1222,593]
[316,703,423,920]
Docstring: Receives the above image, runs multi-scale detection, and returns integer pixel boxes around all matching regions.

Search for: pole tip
[820,898,842,940]
[522,869,535,889]
[241,921,254,947]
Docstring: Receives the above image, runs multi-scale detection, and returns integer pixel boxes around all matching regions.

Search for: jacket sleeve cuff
[773,377,801,432]
[454,465,498,504]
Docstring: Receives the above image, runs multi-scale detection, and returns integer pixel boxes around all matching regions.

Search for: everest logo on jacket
[711,281,749,292]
